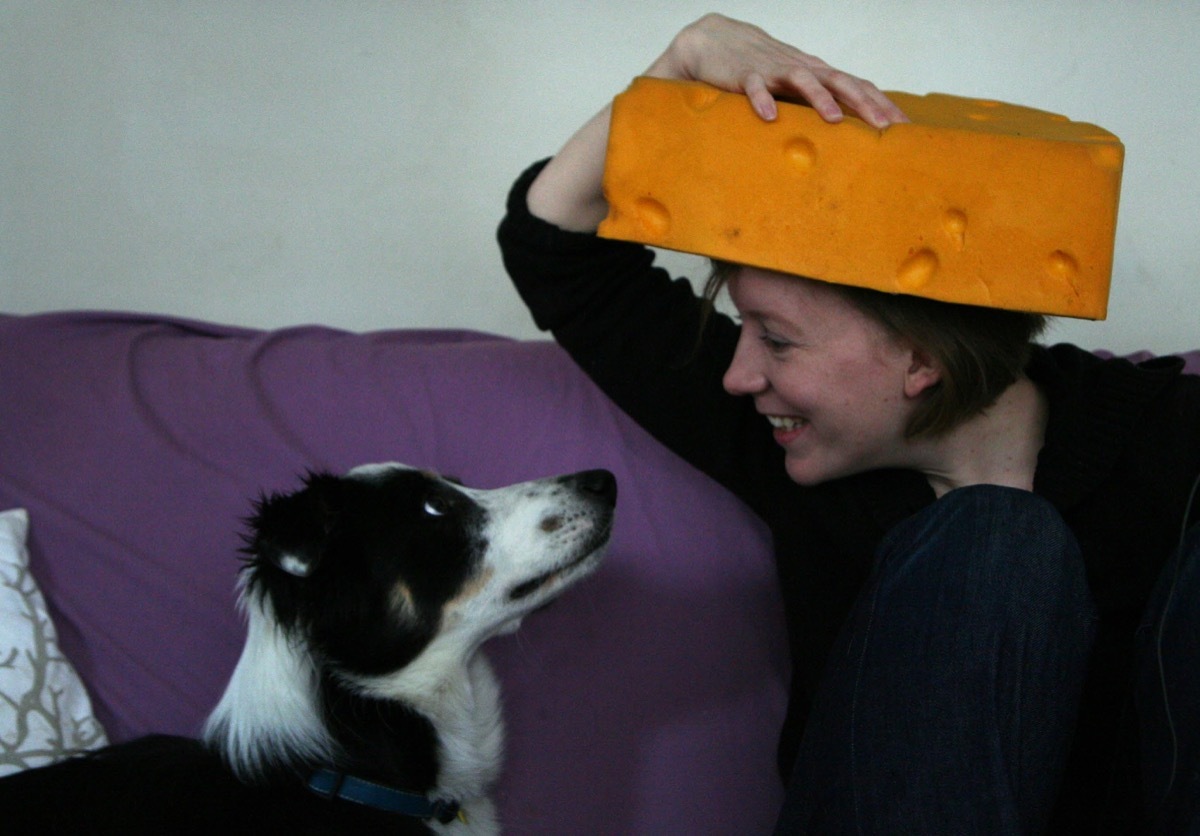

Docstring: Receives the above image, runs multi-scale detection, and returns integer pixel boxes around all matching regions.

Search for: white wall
[2,1,1197,353]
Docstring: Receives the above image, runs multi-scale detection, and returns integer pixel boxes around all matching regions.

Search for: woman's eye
[422,495,450,517]
[759,332,791,352]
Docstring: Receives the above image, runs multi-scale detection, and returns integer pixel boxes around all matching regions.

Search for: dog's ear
[247,472,345,578]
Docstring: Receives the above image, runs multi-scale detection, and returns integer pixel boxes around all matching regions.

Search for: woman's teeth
[768,416,808,431]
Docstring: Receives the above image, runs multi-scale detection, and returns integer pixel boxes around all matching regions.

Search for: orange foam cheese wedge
[598,77,1123,318]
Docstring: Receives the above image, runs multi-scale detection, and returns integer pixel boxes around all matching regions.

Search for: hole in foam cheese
[597,77,1123,319]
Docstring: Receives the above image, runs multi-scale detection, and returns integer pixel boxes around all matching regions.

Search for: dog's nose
[571,469,617,504]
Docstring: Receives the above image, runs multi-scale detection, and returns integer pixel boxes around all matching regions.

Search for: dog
[0,463,616,834]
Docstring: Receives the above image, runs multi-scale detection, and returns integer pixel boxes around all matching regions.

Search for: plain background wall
[2,1,1197,354]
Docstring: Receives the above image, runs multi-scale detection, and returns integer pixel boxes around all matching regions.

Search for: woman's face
[723,267,933,485]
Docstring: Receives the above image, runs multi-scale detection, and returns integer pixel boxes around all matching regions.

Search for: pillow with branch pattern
[0,508,107,775]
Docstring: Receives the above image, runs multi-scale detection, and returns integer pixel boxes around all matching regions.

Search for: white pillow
[0,508,108,775]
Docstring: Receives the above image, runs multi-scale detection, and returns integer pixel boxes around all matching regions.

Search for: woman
[497,13,1200,833]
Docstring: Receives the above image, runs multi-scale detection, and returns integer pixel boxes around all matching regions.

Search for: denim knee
[783,486,1098,834]
[876,485,1094,621]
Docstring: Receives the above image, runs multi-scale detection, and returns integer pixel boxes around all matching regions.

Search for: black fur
[245,469,488,676]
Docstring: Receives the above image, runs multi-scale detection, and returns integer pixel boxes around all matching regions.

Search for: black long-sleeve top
[498,159,1200,830]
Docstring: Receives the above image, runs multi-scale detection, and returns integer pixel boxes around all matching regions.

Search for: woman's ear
[903,348,942,399]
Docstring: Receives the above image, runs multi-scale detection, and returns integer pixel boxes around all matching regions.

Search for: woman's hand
[526,13,906,232]
[646,13,907,128]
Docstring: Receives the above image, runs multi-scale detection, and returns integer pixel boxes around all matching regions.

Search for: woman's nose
[723,328,768,396]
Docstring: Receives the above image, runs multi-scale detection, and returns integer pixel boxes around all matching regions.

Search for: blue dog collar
[308,768,463,824]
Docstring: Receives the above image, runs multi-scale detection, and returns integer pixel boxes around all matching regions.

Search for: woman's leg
[1137,519,1200,833]
[775,486,1097,835]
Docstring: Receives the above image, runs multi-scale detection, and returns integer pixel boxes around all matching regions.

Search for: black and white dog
[0,464,616,834]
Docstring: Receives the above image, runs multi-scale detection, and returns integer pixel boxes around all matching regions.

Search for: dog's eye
[422,495,450,517]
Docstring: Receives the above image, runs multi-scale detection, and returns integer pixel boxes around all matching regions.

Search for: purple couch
[0,312,787,834]
[4,312,1197,833]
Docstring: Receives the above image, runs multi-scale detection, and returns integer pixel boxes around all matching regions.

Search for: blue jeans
[774,485,1200,834]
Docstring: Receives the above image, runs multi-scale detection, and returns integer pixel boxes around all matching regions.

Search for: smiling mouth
[767,415,808,431]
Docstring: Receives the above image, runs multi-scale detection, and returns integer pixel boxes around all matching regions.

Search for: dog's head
[242,464,616,677]
[205,464,615,784]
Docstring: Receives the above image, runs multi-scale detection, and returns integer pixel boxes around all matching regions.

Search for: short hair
[702,260,1048,439]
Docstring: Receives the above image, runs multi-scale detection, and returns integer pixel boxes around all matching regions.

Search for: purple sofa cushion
[0,312,788,834]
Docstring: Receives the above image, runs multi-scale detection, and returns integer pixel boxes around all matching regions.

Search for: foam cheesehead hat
[597,77,1123,319]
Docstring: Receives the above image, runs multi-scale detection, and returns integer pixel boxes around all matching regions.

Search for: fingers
[774,64,847,124]
[662,14,908,129]
[746,61,908,129]
[748,65,906,129]
[742,73,778,121]
[816,70,910,128]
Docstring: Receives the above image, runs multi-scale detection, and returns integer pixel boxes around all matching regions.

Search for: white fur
[202,584,335,781]
[461,477,609,624]
[277,553,311,577]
